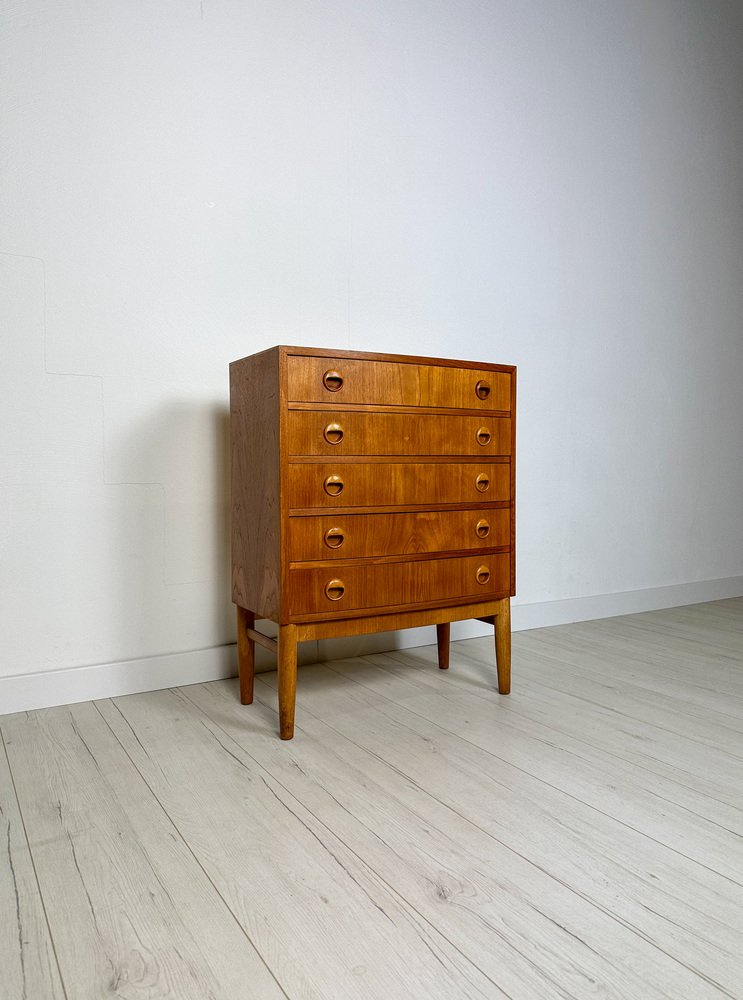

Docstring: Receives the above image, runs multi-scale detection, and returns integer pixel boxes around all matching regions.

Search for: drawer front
[289,508,510,561]
[287,356,511,411]
[287,410,511,457]
[288,552,511,616]
[287,462,510,509]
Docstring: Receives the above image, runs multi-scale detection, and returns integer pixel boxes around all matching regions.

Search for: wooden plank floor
[1,598,742,999]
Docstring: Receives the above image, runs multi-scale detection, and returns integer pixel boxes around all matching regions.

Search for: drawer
[287,462,511,509]
[287,410,512,457]
[288,552,511,616]
[289,508,511,561]
[287,356,511,411]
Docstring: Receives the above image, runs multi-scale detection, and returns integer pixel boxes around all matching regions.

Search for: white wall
[2,0,742,712]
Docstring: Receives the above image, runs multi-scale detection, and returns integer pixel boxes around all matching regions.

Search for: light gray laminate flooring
[2,598,742,999]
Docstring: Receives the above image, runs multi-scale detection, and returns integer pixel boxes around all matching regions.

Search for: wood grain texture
[509,365,516,594]
[288,552,511,618]
[288,507,510,562]
[294,598,507,641]
[286,410,512,457]
[380,631,743,849]
[1,702,286,1000]
[288,401,511,417]
[257,625,742,997]
[99,689,501,999]
[286,353,513,411]
[231,346,515,737]
[286,461,511,509]
[3,599,742,998]
[273,344,516,373]
[236,606,255,704]
[0,730,66,1000]
[436,622,450,669]
[230,348,281,618]
[246,627,279,653]
[494,597,511,693]
[278,624,298,739]
[198,666,741,1000]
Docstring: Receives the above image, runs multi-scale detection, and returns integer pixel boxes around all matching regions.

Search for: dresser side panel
[510,368,517,596]
[230,350,281,619]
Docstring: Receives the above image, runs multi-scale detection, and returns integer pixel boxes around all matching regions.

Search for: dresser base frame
[235,599,511,740]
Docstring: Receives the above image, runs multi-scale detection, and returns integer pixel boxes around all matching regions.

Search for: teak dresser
[230,346,516,739]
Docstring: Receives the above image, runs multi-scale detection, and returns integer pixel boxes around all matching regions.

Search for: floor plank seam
[177,685,514,1000]
[3,597,741,1000]
[250,681,674,964]
[319,658,743,888]
[0,725,70,1000]
[95,698,293,1000]
[401,648,743,811]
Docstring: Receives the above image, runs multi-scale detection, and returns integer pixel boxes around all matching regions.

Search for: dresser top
[231,345,516,374]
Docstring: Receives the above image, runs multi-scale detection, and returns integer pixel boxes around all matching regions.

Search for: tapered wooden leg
[236,606,255,705]
[277,624,298,740]
[436,622,450,669]
[494,597,511,694]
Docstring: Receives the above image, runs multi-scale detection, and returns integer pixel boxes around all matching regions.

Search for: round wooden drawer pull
[475,473,490,492]
[476,565,491,585]
[324,527,345,549]
[323,370,344,392]
[475,379,491,400]
[476,427,491,446]
[323,474,344,496]
[475,519,490,538]
[323,422,344,445]
[325,579,345,601]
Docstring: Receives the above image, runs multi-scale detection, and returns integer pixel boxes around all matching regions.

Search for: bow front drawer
[287,356,511,411]
[288,552,511,617]
[289,507,510,561]
[287,462,510,509]
[287,410,512,457]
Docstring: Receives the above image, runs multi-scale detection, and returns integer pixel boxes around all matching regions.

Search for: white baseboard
[2,575,741,716]
[510,575,743,631]
[1,646,237,717]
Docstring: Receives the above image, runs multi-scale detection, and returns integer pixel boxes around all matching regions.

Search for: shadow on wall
[111,396,463,682]
[110,398,234,667]
[214,401,232,642]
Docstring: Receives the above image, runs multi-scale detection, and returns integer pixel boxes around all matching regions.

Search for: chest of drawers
[230,346,516,739]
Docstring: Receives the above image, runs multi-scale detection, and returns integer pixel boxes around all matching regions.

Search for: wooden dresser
[230,346,516,739]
